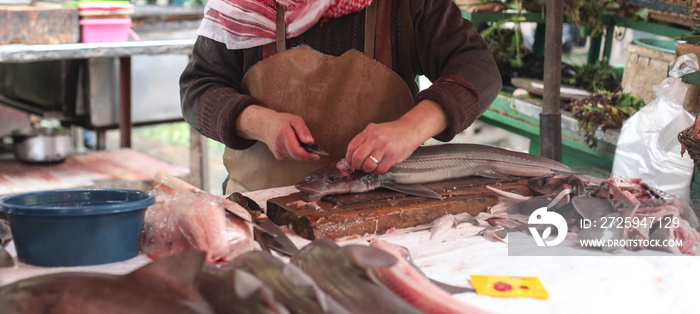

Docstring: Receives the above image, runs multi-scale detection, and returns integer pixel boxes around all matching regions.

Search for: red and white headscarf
[197,0,373,50]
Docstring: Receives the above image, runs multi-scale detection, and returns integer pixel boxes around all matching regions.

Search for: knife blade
[299,140,329,156]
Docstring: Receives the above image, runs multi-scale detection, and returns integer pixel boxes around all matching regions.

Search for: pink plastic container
[79,18,134,43]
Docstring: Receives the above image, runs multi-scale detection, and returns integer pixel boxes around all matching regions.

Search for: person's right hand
[236,105,320,161]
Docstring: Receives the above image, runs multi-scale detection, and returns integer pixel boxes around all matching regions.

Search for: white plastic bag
[611,74,695,199]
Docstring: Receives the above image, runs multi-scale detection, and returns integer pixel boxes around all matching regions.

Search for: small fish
[296,143,573,200]
[478,226,508,243]
[429,213,477,240]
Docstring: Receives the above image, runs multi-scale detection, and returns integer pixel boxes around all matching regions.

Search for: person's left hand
[345,121,422,174]
[345,99,449,174]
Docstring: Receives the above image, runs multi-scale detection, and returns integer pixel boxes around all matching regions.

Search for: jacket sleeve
[179,36,258,149]
[411,0,502,142]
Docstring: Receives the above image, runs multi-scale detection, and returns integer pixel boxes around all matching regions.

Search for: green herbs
[566,92,645,148]
[479,1,527,68]
[567,60,621,93]
[564,0,619,38]
[481,16,527,68]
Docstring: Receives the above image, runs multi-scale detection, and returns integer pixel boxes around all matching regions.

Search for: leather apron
[224,1,413,194]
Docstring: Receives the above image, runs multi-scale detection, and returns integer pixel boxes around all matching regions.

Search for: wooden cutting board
[267,176,533,240]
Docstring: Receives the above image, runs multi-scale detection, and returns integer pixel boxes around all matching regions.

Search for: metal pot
[11,127,72,163]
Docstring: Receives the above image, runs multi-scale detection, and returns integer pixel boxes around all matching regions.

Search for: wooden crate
[0,4,79,45]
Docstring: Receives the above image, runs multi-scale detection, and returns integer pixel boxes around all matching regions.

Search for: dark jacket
[179,0,502,149]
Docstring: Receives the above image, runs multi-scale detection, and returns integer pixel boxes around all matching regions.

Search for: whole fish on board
[0,250,214,314]
[296,143,573,200]
[290,239,421,314]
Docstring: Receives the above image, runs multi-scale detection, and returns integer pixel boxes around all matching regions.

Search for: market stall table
[0,40,210,189]
[0,148,188,196]
[1,185,699,313]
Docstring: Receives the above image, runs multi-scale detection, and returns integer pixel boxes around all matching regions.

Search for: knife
[299,139,329,156]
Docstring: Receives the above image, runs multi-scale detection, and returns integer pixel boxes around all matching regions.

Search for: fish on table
[197,264,288,314]
[487,174,700,255]
[296,143,573,200]
[229,250,350,314]
[368,239,490,314]
[0,250,213,314]
[290,239,422,314]
[141,171,254,265]
[0,219,12,267]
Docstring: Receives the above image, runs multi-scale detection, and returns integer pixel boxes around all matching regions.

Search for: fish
[296,143,573,200]
[0,250,214,314]
[141,171,254,264]
[0,219,10,246]
[198,264,289,314]
[0,219,12,267]
[290,239,421,314]
[0,246,13,268]
[230,250,350,314]
[368,240,490,314]
[430,213,478,240]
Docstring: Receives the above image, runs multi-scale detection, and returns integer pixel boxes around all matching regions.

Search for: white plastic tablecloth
[2,186,699,313]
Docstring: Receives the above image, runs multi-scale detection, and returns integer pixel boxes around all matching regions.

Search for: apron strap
[276,5,286,53]
[364,0,377,59]
[273,1,378,56]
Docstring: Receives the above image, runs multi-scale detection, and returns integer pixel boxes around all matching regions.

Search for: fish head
[295,164,366,200]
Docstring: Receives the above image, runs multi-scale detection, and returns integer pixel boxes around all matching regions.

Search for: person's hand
[236,105,320,161]
[345,121,423,174]
[346,99,449,174]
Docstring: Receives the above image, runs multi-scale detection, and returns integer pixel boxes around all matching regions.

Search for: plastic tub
[79,18,134,43]
[633,38,677,55]
[0,189,154,267]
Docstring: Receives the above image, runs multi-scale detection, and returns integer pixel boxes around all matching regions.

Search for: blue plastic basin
[0,189,154,267]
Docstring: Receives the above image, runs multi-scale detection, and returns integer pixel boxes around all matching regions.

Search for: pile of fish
[459,173,700,255]
[1,240,488,314]
[140,171,255,264]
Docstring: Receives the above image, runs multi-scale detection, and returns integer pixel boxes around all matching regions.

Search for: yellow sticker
[470,275,549,299]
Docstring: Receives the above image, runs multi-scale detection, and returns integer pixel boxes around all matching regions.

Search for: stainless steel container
[11,127,72,163]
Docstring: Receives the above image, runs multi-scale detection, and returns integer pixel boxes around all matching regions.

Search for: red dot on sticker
[494,281,513,291]
[520,285,529,290]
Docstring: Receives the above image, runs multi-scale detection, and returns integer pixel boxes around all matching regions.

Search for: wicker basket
[628,0,700,26]
[678,124,700,171]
